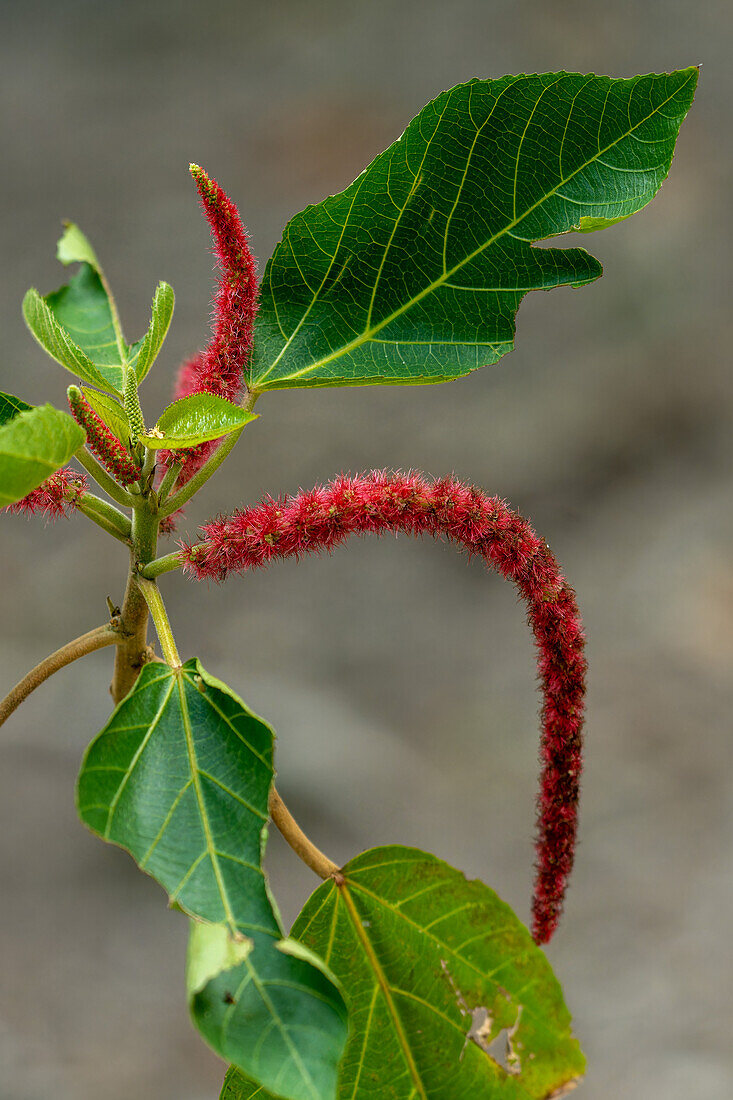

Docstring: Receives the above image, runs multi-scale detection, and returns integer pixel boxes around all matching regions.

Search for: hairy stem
[269,787,339,880]
[160,390,259,518]
[110,504,159,703]
[139,551,183,579]
[0,623,122,730]
[75,448,139,510]
[76,493,133,544]
[137,577,181,667]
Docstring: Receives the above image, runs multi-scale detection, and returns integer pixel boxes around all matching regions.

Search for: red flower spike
[180,470,586,943]
[162,166,258,486]
[5,468,88,520]
[67,388,140,487]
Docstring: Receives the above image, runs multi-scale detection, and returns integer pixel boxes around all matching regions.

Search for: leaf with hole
[0,390,33,426]
[250,68,697,391]
[223,846,585,1100]
[0,403,85,507]
[139,393,257,450]
[76,658,347,1100]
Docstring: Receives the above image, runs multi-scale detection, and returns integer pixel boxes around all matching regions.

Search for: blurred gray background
[1,1,730,1097]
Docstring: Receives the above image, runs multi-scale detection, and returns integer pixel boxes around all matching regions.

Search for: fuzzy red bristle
[179,470,586,943]
[67,391,140,486]
[5,468,88,519]
[162,166,258,487]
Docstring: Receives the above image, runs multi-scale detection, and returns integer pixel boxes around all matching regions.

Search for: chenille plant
[1,69,696,1100]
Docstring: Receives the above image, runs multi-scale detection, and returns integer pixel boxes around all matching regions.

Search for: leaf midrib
[339,881,428,1100]
[255,72,694,388]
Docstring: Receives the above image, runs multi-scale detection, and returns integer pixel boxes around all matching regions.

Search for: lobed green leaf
[0,403,85,506]
[250,68,697,391]
[76,659,347,1100]
[139,393,257,450]
[223,846,586,1100]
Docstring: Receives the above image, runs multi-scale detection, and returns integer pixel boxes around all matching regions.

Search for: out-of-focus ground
[0,2,730,1097]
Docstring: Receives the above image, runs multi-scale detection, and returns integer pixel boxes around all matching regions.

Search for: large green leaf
[250,68,697,391]
[0,390,33,426]
[0,403,85,507]
[127,280,175,383]
[223,846,585,1100]
[76,659,347,1100]
[139,393,257,450]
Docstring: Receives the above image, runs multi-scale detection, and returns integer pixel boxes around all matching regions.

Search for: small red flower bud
[5,467,88,519]
[179,471,586,943]
[67,387,140,487]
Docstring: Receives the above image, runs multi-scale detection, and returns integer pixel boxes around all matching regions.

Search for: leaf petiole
[75,447,139,509]
[76,493,133,544]
[136,576,180,668]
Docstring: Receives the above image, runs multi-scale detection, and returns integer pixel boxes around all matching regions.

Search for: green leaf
[80,387,131,445]
[0,390,33,427]
[22,287,121,394]
[45,263,127,392]
[250,68,697,391]
[56,220,100,269]
[220,1065,266,1100]
[224,846,585,1100]
[139,393,257,450]
[127,281,175,383]
[76,658,347,1100]
[189,923,347,1100]
[0,403,85,506]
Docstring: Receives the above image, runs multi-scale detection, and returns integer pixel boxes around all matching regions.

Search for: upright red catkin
[162,165,258,492]
[180,470,586,944]
[67,387,140,487]
[5,468,88,519]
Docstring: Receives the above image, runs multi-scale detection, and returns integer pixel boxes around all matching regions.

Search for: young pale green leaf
[189,924,347,1100]
[76,658,347,1100]
[22,287,120,394]
[127,281,175,383]
[0,390,33,426]
[250,68,697,391]
[139,394,256,450]
[80,387,131,445]
[56,221,101,270]
[224,846,586,1100]
[0,403,85,506]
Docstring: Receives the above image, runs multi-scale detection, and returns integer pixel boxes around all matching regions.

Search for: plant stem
[268,787,339,879]
[160,390,259,518]
[110,502,159,702]
[75,448,139,509]
[0,623,122,730]
[139,551,184,579]
[156,462,181,504]
[137,577,181,667]
[76,493,133,544]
